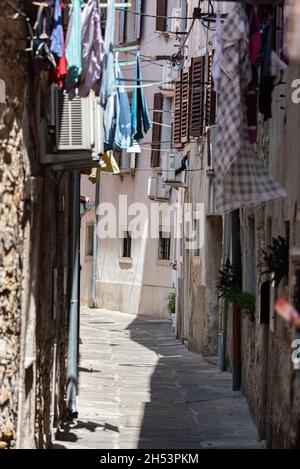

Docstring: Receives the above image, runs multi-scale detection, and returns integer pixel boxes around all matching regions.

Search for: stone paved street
[55,308,262,449]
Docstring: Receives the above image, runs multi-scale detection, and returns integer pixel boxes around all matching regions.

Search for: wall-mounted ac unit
[161,62,178,94]
[148,176,157,200]
[147,176,171,201]
[171,8,182,33]
[120,152,136,173]
[162,152,182,186]
[40,86,103,169]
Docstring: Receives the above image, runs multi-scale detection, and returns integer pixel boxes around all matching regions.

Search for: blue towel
[131,51,151,140]
[66,0,83,87]
[113,64,132,150]
[50,0,64,58]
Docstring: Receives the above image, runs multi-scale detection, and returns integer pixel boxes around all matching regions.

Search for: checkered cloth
[214,5,287,214]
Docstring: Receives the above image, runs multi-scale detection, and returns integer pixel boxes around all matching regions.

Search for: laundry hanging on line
[214,4,286,214]
[78,0,105,98]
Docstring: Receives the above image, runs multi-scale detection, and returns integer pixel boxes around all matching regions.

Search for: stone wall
[239,63,300,448]
[0,6,30,449]
[0,4,70,448]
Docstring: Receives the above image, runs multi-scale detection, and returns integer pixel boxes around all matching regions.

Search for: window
[159,232,171,260]
[119,0,143,43]
[151,92,164,168]
[122,231,132,258]
[156,0,168,32]
[85,224,94,257]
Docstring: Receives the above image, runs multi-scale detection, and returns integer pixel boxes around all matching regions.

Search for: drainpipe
[231,210,242,391]
[218,214,231,371]
[67,170,80,418]
[91,179,100,307]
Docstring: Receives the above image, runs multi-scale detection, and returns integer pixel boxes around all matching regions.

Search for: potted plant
[217,259,256,321]
[167,292,176,330]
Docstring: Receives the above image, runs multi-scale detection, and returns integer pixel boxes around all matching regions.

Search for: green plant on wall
[217,259,256,320]
[167,292,176,316]
[261,236,289,287]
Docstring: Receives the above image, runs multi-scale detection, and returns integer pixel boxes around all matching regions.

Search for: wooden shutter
[190,56,205,138]
[151,93,163,168]
[180,68,190,144]
[156,0,167,32]
[173,77,182,149]
[205,53,217,127]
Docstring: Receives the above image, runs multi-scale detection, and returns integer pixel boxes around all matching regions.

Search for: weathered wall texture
[0,5,70,448]
[0,7,30,449]
[240,63,300,448]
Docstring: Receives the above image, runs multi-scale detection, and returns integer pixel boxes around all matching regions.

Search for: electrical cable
[116,8,196,21]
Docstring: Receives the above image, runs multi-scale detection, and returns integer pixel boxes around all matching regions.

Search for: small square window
[122,231,132,259]
[159,232,171,261]
[85,224,94,257]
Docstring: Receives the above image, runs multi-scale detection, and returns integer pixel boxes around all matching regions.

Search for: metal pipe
[66,170,80,418]
[91,179,100,307]
[231,210,242,391]
[218,214,231,371]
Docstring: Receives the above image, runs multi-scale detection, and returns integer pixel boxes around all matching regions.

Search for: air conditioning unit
[40,86,103,169]
[148,176,157,200]
[161,62,178,94]
[119,152,136,173]
[147,176,171,201]
[171,8,182,33]
[162,152,182,186]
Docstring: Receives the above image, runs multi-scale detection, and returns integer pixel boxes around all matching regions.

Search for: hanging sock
[131,51,151,141]
[66,0,83,88]
[113,63,132,151]
[78,0,105,98]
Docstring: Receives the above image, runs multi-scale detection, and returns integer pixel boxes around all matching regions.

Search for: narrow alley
[55,309,261,450]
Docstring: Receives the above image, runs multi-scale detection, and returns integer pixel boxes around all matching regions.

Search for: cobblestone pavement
[55,308,262,449]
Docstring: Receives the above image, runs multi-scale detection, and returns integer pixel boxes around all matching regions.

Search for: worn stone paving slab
[55,308,262,449]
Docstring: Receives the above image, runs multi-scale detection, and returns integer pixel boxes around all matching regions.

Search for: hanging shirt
[50,0,64,58]
[259,21,275,121]
[100,0,116,145]
[113,64,132,150]
[131,52,151,141]
[214,5,286,214]
[66,0,83,88]
[100,0,116,107]
[78,0,105,98]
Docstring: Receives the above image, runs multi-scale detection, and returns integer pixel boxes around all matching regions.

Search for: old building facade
[175,0,300,449]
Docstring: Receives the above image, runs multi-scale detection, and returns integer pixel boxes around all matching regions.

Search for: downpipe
[66,170,80,418]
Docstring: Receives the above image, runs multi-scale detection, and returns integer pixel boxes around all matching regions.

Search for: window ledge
[119,258,133,265]
[157,260,171,267]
